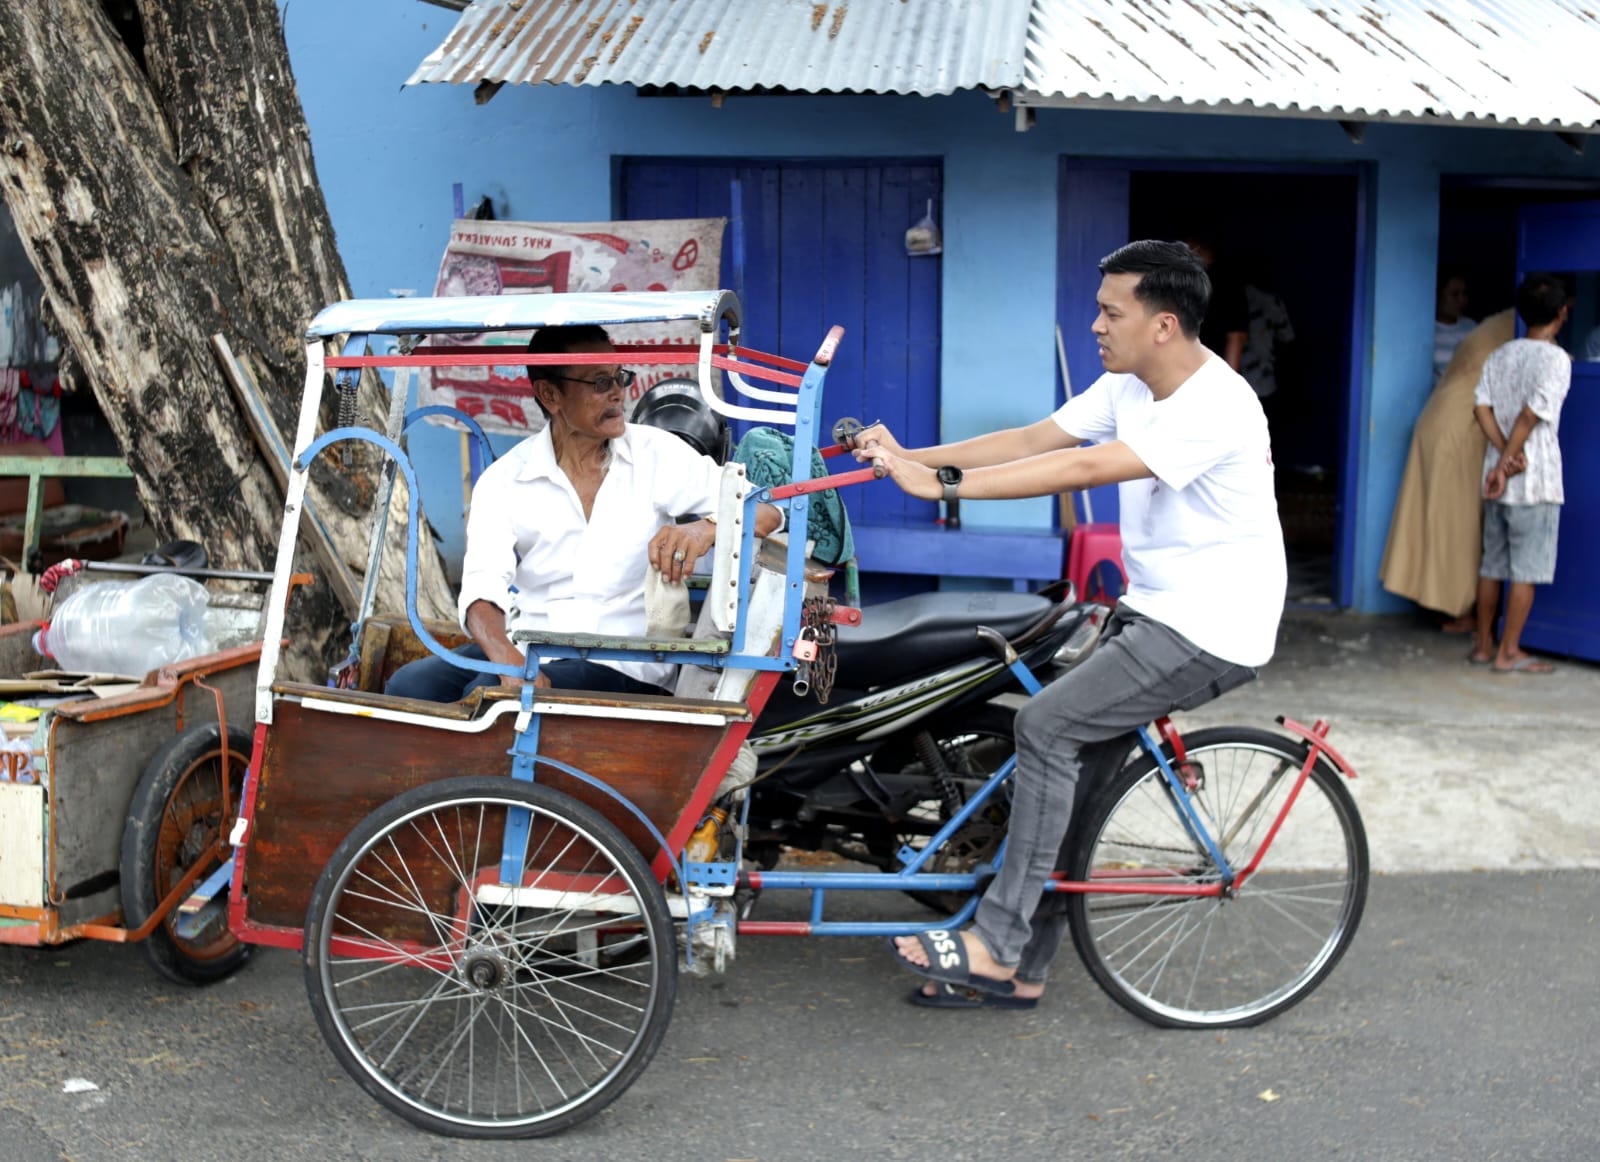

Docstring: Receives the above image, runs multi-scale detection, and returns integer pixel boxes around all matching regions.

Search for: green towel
[733,427,854,566]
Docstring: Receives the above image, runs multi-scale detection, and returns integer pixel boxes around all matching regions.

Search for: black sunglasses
[547,369,636,395]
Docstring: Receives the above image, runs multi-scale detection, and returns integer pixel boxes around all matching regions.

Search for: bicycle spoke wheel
[303,776,676,1139]
[1066,727,1367,1029]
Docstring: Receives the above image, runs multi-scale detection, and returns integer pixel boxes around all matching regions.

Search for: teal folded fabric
[733,426,854,566]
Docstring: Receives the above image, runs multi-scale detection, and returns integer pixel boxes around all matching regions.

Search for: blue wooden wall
[621,158,942,534]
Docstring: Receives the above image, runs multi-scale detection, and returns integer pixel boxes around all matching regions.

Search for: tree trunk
[0,0,453,678]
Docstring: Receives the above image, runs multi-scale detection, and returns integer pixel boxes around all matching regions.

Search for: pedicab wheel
[1065,727,1368,1029]
[119,722,254,985]
[302,776,677,1139]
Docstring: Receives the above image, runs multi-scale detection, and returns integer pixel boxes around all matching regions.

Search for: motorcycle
[633,378,1107,893]
[740,582,1106,892]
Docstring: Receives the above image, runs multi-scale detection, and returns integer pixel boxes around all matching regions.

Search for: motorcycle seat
[834,591,1054,689]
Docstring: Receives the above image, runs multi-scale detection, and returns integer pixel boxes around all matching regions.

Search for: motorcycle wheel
[882,704,1016,914]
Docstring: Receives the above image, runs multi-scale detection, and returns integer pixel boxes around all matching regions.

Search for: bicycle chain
[801,595,838,704]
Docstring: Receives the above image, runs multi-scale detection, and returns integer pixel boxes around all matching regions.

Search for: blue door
[620,159,942,534]
[1515,203,1600,661]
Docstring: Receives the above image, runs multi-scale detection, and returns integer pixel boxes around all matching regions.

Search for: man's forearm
[1474,404,1508,453]
[906,417,1073,470]
[464,599,522,667]
[1224,331,1246,372]
[961,442,1150,499]
[1501,406,1542,463]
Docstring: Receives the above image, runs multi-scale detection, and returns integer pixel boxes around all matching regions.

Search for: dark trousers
[384,642,668,701]
[974,605,1258,980]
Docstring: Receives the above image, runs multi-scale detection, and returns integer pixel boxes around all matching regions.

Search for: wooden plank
[0,783,45,908]
[243,699,729,930]
[210,333,361,614]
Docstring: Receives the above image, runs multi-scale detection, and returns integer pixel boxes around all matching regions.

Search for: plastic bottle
[684,806,730,864]
[33,574,214,677]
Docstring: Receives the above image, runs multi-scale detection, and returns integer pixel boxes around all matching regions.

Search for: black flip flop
[888,930,1017,997]
[907,982,1039,1011]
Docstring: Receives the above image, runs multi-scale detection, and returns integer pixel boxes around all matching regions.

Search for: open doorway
[1126,168,1361,605]
[1438,177,1600,323]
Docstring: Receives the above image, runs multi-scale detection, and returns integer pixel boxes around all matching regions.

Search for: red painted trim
[1155,716,1188,763]
[0,923,43,945]
[231,920,304,952]
[1279,716,1358,778]
[767,465,881,501]
[650,672,783,882]
[1234,756,1318,884]
[813,326,844,367]
[228,722,271,938]
[735,921,812,935]
[1046,878,1225,897]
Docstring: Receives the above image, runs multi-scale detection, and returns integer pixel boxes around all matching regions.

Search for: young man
[1470,273,1571,675]
[859,239,1285,1003]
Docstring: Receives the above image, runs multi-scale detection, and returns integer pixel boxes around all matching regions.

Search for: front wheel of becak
[1065,727,1368,1029]
[302,776,677,1139]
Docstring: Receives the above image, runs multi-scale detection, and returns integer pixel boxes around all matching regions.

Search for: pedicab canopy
[304,290,742,340]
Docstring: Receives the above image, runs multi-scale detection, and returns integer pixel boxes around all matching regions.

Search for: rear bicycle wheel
[1065,727,1367,1029]
[303,776,676,1139]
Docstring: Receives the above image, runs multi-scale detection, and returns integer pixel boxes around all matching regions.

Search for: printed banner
[417,218,726,435]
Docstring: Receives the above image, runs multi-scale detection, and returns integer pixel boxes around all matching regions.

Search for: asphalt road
[3,871,1596,1162]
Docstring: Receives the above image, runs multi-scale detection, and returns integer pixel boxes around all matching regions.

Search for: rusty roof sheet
[1018,0,1600,132]
[405,0,1033,96]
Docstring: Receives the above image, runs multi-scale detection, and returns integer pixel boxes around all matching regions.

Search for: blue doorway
[1513,201,1600,661]
[620,158,943,537]
[1057,160,1368,607]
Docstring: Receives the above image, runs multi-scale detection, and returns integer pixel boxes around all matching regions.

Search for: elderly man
[386,324,782,701]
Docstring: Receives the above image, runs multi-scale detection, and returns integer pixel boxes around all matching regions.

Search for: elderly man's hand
[649,519,717,584]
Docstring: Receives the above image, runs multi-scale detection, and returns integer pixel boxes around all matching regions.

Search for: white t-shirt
[458,423,723,689]
[1054,357,1286,666]
[1473,337,1570,506]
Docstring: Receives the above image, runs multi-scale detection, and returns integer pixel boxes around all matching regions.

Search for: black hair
[1514,272,1567,329]
[1098,240,1212,338]
[526,324,613,418]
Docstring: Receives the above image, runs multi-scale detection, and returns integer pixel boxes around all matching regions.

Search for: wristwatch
[937,465,963,503]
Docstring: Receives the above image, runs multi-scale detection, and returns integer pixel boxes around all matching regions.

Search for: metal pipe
[81,561,275,582]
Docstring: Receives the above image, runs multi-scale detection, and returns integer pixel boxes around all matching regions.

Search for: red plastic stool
[1066,522,1126,606]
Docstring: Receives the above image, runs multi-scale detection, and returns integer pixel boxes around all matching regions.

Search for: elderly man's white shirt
[457,423,722,689]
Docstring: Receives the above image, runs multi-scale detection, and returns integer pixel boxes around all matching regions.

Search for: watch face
[937,465,963,486]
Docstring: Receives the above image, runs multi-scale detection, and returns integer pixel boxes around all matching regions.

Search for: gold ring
[672,550,687,562]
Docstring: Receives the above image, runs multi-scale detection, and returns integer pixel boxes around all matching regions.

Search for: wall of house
[284,1,1600,609]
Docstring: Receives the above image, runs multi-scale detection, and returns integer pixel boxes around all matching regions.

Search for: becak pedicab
[220,290,1367,1139]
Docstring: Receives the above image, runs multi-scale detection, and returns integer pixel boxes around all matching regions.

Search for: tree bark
[0,0,452,677]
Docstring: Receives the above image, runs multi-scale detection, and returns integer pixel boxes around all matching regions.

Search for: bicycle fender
[1277,716,1358,779]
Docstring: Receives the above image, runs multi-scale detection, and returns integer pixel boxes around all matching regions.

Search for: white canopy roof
[305,290,741,339]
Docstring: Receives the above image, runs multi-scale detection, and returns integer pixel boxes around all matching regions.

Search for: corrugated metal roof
[1018,0,1600,132]
[405,0,1033,96]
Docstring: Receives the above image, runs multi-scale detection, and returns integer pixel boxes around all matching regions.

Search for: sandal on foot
[907,982,1039,1011]
[1467,653,1493,666]
[888,931,1016,997]
[1493,656,1554,674]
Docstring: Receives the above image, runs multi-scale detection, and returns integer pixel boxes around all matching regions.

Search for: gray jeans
[972,605,1258,983]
